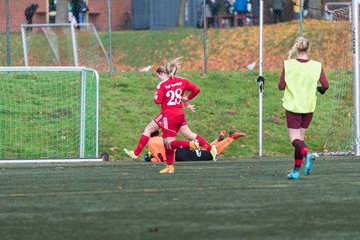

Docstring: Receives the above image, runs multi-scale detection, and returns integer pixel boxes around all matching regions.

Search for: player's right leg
[179,125,210,157]
[177,124,201,157]
[160,136,176,174]
[287,170,300,180]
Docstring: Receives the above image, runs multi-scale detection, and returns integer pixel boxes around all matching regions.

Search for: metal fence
[0,0,356,154]
[0,0,352,73]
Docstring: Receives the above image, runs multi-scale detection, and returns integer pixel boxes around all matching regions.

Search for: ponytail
[165,57,182,76]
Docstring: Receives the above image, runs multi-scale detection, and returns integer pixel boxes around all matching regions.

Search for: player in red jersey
[123,67,199,160]
[154,58,217,174]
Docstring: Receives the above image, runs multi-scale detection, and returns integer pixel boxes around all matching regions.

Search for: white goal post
[0,66,100,163]
[352,0,360,156]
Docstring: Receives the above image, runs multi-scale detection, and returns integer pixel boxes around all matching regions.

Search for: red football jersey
[154,76,200,116]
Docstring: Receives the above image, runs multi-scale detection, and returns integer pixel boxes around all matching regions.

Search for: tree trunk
[56,0,68,23]
[177,0,186,27]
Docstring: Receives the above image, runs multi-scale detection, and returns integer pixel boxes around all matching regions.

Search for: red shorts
[153,113,187,137]
[286,111,313,129]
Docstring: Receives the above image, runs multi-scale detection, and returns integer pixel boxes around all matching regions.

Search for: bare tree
[56,0,68,23]
[177,0,186,27]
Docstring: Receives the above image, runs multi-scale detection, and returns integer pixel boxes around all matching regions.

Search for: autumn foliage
[178,19,352,71]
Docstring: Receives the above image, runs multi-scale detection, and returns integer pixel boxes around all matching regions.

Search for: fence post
[258,0,264,157]
[203,0,207,74]
[300,0,303,36]
[108,0,113,76]
[6,0,10,66]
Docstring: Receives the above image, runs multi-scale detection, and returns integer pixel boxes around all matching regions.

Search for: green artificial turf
[0,157,359,240]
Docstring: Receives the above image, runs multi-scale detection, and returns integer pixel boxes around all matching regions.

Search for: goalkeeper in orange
[145,130,246,162]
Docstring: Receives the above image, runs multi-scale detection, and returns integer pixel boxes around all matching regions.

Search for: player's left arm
[183,81,200,101]
[183,101,197,112]
[317,67,329,94]
[278,63,286,90]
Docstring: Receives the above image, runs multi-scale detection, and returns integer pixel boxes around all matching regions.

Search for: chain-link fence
[0,0,113,71]
[125,0,349,73]
[0,0,352,72]
[0,0,356,155]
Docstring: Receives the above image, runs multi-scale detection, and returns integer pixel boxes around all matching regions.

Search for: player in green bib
[278,36,329,180]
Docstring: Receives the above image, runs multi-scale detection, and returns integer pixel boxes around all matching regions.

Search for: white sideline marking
[0,159,103,164]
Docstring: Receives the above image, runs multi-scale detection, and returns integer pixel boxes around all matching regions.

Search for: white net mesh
[22,24,109,71]
[0,67,98,160]
[321,5,354,156]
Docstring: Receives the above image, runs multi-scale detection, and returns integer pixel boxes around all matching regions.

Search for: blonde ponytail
[287,37,310,59]
[165,57,183,76]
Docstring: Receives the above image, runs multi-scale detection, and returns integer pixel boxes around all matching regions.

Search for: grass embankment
[111,19,350,71]
[0,19,350,71]
[99,70,341,160]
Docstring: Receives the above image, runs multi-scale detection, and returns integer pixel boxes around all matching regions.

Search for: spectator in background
[197,0,212,28]
[205,0,216,27]
[24,3,39,32]
[219,0,231,15]
[271,0,285,23]
[217,0,232,27]
[78,0,89,29]
[211,0,222,27]
[206,0,230,28]
[233,0,247,14]
[292,0,303,20]
[227,0,235,15]
[68,0,77,26]
[233,0,247,26]
[303,0,309,17]
[250,0,259,25]
[73,0,82,25]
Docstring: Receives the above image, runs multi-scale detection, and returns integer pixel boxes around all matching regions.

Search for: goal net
[21,23,109,71]
[0,67,99,161]
[321,3,355,156]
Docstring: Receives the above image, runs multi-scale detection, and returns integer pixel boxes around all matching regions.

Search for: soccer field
[0,157,359,240]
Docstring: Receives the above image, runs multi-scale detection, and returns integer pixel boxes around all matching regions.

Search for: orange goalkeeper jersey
[148,136,166,163]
